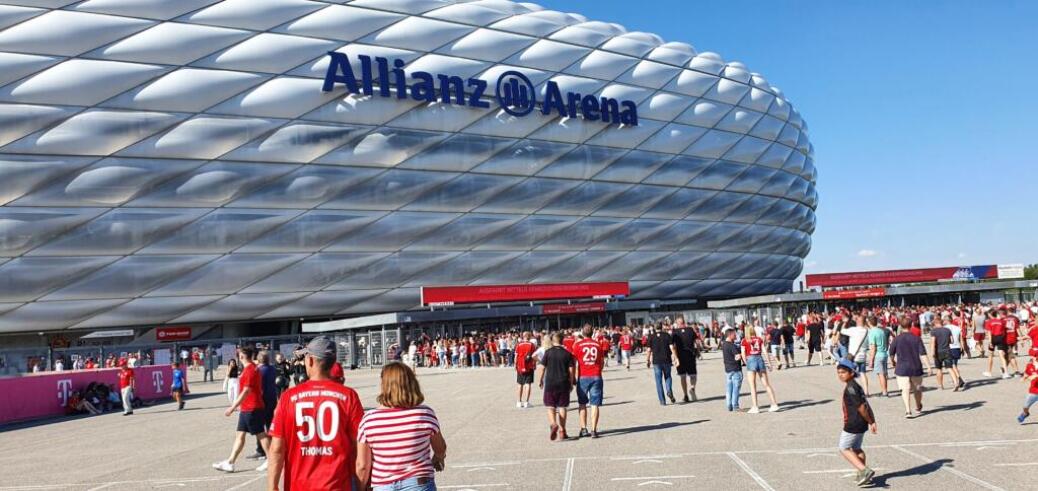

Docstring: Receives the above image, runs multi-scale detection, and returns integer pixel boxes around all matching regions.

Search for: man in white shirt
[845,316,871,395]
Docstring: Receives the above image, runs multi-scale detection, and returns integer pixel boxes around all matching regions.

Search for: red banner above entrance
[421,282,629,306]
[541,302,607,315]
[821,288,887,300]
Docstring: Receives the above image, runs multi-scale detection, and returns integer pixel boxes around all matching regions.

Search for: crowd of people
[72,299,1031,490]
[64,359,148,417]
[500,300,1038,487]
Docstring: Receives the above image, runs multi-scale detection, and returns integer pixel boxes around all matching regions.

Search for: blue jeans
[653,363,673,403]
[726,370,744,410]
[373,477,435,491]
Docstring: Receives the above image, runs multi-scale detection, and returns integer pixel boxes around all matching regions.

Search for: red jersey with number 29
[269,379,364,491]
[574,338,604,378]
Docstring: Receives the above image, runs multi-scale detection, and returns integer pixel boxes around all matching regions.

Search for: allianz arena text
[0,0,817,332]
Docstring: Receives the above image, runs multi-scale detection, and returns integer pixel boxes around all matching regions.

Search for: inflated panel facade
[0,0,817,331]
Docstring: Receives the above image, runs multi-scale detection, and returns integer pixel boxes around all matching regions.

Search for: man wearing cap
[267,337,364,491]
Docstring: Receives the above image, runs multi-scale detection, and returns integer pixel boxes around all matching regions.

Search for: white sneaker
[748,406,761,414]
[769,405,779,413]
[982,371,992,377]
[256,461,269,472]
[516,401,522,408]
[1002,373,1012,379]
[522,401,529,408]
[212,461,234,473]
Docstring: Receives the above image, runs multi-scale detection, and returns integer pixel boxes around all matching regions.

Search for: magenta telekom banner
[0,365,172,425]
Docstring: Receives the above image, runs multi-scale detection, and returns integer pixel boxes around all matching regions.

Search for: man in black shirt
[539,332,576,441]
[720,327,744,411]
[672,317,702,402]
[780,322,796,369]
[646,325,678,405]
[837,359,877,486]
[806,315,825,366]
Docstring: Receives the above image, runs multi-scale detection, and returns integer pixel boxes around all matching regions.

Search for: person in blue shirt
[171,361,188,411]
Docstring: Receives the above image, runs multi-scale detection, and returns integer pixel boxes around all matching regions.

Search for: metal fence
[0,329,404,377]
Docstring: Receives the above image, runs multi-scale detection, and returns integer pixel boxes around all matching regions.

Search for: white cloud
[957,252,967,259]
[857,249,878,257]
[805,260,818,268]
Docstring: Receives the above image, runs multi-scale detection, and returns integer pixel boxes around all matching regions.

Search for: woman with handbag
[356,362,447,491]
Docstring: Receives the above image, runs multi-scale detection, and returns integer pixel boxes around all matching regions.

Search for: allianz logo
[321,52,639,127]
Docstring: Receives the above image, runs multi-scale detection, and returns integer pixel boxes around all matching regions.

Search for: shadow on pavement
[597,419,708,437]
[919,401,984,416]
[778,399,833,411]
[869,458,951,488]
[963,378,999,390]
[600,400,634,407]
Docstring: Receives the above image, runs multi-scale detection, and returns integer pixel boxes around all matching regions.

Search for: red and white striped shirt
[358,405,440,486]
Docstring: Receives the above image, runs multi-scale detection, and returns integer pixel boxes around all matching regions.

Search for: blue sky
[538,0,1038,277]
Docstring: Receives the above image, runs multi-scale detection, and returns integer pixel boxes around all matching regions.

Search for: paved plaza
[2,350,1036,491]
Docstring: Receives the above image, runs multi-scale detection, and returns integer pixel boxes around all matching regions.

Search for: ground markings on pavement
[440,438,1038,490]
[0,475,254,491]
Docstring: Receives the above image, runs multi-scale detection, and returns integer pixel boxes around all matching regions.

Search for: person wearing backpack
[514,331,536,409]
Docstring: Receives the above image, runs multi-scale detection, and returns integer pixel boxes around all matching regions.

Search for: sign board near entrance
[541,302,607,315]
[806,265,997,288]
[421,282,629,306]
[821,288,886,300]
[156,327,191,342]
[997,264,1025,279]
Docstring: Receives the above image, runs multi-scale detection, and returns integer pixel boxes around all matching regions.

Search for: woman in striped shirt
[357,362,447,491]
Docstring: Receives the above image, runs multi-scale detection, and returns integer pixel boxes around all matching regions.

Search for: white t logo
[152,371,164,393]
[57,379,72,406]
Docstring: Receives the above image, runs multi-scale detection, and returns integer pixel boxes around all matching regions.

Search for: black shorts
[934,353,951,369]
[809,341,822,353]
[543,388,571,408]
[517,371,534,385]
[237,411,266,435]
[991,335,1008,351]
[171,388,183,396]
[676,354,697,376]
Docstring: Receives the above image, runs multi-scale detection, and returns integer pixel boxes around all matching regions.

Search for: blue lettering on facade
[321,52,637,126]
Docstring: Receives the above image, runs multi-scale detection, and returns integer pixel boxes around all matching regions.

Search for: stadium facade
[0,0,817,333]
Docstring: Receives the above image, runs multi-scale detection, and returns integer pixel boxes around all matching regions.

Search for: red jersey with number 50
[574,338,604,378]
[269,380,364,491]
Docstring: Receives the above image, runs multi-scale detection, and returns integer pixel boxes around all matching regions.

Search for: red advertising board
[806,265,997,288]
[821,288,887,300]
[541,302,607,315]
[0,365,172,425]
[421,282,629,306]
[156,327,191,342]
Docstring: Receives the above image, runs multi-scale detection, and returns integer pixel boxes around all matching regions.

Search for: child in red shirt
[1018,348,1038,424]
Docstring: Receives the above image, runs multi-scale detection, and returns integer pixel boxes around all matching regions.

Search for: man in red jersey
[620,328,634,371]
[1006,309,1023,376]
[573,325,605,439]
[118,360,135,416]
[985,310,1011,379]
[267,337,364,491]
[514,331,536,408]
[562,331,577,355]
[596,330,611,368]
[213,346,270,473]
